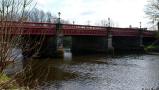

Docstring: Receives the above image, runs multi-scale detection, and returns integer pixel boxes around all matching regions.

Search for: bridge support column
[139,34,143,47]
[55,20,64,58]
[158,22,159,32]
[107,27,114,54]
[139,28,144,47]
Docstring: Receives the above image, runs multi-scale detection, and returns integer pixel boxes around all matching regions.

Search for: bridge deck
[0,22,156,37]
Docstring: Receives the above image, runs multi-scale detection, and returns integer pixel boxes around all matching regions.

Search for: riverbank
[0,73,19,89]
[146,52,159,55]
[0,72,33,89]
[145,45,159,52]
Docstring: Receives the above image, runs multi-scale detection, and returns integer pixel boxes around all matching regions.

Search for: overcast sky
[36,0,150,28]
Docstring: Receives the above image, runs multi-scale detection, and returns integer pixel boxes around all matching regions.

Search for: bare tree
[95,18,115,27]
[0,0,45,72]
[39,10,45,22]
[46,12,52,23]
[100,20,109,26]
[27,8,55,23]
[28,8,40,22]
[145,0,159,23]
[61,19,70,24]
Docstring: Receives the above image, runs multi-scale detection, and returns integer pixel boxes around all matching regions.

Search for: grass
[0,73,10,84]
[0,73,25,89]
[144,45,159,52]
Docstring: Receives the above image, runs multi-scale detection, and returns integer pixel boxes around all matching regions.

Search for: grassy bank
[0,73,25,89]
[144,45,159,52]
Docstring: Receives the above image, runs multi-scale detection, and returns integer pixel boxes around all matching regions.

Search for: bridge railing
[0,21,156,37]
[111,28,139,36]
[0,21,56,35]
[24,22,56,27]
[143,31,156,37]
[62,24,107,36]
[22,22,56,35]
[62,24,106,30]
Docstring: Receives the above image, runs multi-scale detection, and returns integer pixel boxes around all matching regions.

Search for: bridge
[4,22,154,37]
[2,21,158,58]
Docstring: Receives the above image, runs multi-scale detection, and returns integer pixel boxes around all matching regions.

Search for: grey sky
[37,0,150,28]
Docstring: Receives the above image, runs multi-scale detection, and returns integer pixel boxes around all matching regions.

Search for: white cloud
[37,0,149,28]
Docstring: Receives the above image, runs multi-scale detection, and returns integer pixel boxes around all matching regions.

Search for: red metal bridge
[3,22,156,37]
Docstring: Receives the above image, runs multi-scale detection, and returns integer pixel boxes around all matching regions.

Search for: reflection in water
[9,48,23,60]
[3,48,23,75]
[4,51,159,90]
[15,59,77,88]
[40,55,159,90]
[64,48,72,61]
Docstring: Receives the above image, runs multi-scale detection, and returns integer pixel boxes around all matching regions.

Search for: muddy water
[26,54,159,90]
[6,52,159,90]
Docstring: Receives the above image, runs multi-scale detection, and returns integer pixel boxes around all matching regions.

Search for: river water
[5,50,159,90]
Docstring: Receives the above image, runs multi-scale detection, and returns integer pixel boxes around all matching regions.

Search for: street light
[58,12,61,18]
[58,12,61,23]
[139,22,142,28]
[73,21,75,24]
[108,17,110,27]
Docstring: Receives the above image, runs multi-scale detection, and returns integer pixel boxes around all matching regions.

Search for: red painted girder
[63,29,107,36]
[22,29,55,35]
[62,24,107,36]
[0,29,55,35]
[0,26,56,30]
[143,31,155,37]
[0,22,56,35]
[4,21,56,26]
[0,23,56,29]
[0,22,156,37]
[111,30,139,36]
[62,24,106,30]
[111,28,139,36]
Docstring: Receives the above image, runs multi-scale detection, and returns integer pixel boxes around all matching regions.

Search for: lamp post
[108,17,110,27]
[73,21,75,24]
[58,12,61,24]
[107,17,114,55]
[139,22,142,29]
[56,12,64,58]
[157,22,159,31]
[139,21,143,47]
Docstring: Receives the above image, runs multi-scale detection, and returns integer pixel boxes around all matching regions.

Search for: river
[4,50,159,90]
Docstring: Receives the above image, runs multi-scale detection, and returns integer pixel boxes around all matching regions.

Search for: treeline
[26,8,70,23]
[3,7,69,23]
[25,8,54,23]
[22,8,69,23]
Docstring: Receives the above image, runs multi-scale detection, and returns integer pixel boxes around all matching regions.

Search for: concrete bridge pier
[136,28,145,52]
[139,28,144,47]
[107,27,114,55]
[54,22,64,58]
[33,23,64,58]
